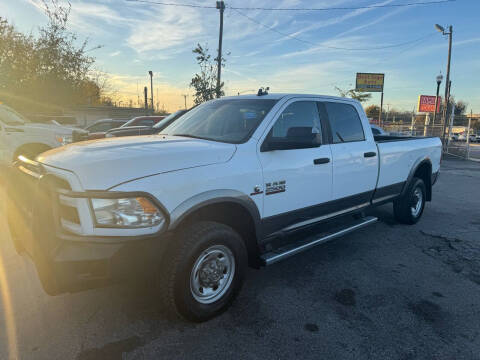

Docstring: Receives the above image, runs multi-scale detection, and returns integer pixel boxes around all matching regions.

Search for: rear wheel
[160,221,247,322]
[393,177,426,224]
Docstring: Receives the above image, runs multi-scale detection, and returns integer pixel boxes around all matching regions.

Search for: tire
[160,221,247,322]
[393,177,426,225]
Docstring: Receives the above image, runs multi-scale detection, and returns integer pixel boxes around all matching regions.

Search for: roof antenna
[257,87,270,96]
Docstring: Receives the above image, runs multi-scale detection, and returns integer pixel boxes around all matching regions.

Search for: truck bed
[374,136,442,189]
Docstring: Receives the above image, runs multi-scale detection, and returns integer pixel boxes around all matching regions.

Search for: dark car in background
[85,116,164,140]
[106,110,189,138]
[82,119,128,140]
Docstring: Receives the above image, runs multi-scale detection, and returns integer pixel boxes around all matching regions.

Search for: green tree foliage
[364,105,380,119]
[335,86,372,103]
[190,43,225,105]
[453,100,467,116]
[0,0,105,113]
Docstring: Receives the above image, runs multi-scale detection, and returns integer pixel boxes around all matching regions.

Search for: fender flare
[401,157,432,199]
[168,189,262,240]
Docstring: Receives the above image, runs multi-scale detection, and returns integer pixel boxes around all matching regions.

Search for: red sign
[418,95,441,113]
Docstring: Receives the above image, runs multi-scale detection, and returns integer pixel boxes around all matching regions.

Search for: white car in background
[0,103,81,164]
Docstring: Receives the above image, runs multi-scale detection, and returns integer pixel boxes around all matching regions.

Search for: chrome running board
[261,216,378,265]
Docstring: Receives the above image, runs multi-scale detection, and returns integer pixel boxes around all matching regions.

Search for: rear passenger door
[323,101,378,206]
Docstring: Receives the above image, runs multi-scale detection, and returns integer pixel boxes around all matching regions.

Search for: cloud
[109,51,121,57]
[125,3,205,53]
[276,0,396,40]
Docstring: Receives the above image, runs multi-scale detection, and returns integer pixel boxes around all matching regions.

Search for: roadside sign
[355,73,384,92]
[418,95,441,113]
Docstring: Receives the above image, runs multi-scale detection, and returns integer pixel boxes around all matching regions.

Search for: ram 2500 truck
[6,94,441,322]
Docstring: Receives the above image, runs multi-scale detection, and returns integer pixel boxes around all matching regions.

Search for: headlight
[55,134,73,145]
[91,197,165,228]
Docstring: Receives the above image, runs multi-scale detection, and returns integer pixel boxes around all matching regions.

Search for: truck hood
[36,135,236,189]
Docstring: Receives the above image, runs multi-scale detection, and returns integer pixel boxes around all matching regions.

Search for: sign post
[356,73,384,125]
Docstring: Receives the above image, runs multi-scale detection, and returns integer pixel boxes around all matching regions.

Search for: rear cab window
[324,102,365,143]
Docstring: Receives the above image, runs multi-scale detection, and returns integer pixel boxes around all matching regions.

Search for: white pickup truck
[0,103,79,164]
[6,93,441,322]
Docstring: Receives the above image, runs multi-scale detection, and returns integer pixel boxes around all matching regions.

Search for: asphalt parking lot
[0,156,479,360]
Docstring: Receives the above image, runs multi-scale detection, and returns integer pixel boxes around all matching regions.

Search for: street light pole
[216,1,225,98]
[182,94,188,109]
[148,71,154,111]
[433,73,443,130]
[435,24,453,147]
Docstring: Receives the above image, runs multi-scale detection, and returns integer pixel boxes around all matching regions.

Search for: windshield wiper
[172,134,211,141]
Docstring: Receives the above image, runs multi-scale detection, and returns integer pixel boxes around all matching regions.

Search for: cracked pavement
[0,155,479,359]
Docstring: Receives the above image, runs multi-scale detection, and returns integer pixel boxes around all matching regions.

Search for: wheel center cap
[199,259,225,287]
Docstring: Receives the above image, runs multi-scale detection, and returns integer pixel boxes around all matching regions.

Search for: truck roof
[221,93,360,104]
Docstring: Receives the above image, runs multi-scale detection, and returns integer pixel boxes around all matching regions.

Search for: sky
[1,0,479,113]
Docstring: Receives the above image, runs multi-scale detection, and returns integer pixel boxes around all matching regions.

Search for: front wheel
[393,177,426,224]
[159,221,247,322]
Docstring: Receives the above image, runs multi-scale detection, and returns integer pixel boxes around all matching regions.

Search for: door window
[139,119,155,126]
[268,101,322,145]
[325,102,364,143]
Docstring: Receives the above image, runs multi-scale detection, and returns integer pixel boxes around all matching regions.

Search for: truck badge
[265,180,286,195]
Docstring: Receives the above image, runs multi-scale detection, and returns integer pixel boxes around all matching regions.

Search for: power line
[229,0,456,11]
[233,8,437,51]
[125,0,216,8]
[126,0,456,11]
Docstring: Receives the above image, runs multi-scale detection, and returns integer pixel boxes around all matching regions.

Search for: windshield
[0,106,29,125]
[121,118,139,127]
[162,99,277,143]
[153,110,184,129]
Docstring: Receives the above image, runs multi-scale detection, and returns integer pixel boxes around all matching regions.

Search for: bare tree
[190,43,226,105]
[335,86,372,103]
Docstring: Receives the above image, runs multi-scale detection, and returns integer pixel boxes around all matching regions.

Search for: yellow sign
[356,73,384,92]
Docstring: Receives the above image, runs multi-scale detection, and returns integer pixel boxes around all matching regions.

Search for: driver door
[258,100,333,236]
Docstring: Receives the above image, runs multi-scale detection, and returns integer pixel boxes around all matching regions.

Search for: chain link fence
[378,113,479,161]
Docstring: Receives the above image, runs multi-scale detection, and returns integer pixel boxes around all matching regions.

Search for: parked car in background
[475,134,480,143]
[106,110,189,138]
[0,103,86,163]
[85,116,164,140]
[85,119,128,133]
[82,119,129,140]
[450,133,459,141]
[370,124,388,136]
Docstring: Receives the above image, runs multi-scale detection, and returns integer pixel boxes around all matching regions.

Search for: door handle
[364,152,377,158]
[313,158,330,165]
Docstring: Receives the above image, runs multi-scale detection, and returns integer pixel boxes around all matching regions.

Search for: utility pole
[182,94,188,109]
[216,1,225,98]
[435,24,453,147]
[144,86,148,113]
[137,81,140,107]
[379,91,384,126]
[148,71,154,111]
